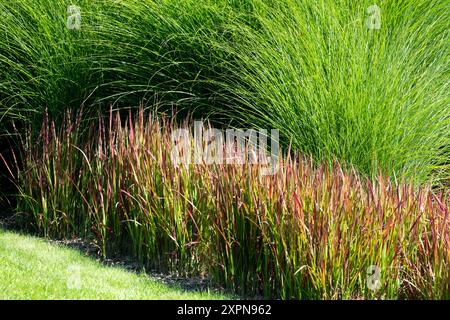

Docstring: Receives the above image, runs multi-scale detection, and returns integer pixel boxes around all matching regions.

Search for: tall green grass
[221,0,450,185]
[0,0,246,125]
[6,109,449,299]
[0,0,448,185]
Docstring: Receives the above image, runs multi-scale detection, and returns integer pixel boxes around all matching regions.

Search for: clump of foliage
[6,109,448,299]
[1,0,448,185]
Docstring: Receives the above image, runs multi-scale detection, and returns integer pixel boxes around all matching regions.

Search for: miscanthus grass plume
[5,109,449,299]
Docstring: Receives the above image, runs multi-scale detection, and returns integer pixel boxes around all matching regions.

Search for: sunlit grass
[0,229,229,300]
[0,0,448,185]
[8,109,449,299]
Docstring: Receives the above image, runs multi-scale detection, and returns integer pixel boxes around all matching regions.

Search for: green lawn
[0,229,228,300]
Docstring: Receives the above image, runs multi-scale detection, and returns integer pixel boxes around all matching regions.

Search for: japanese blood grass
[1,0,448,186]
[8,109,449,299]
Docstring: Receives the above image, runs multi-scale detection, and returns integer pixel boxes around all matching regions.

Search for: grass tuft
[0,0,448,185]
[8,109,449,299]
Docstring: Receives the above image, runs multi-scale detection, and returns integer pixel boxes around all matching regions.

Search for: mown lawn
[0,229,229,300]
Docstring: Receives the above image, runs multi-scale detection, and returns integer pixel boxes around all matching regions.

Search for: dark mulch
[49,237,226,294]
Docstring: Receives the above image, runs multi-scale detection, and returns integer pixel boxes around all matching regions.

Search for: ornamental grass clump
[6,109,448,299]
[1,0,448,186]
